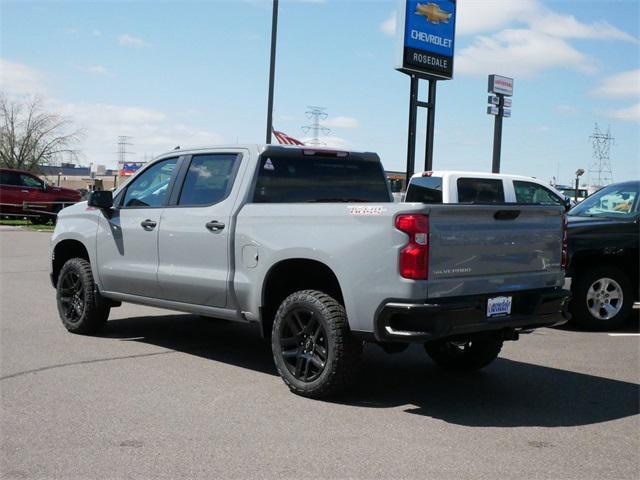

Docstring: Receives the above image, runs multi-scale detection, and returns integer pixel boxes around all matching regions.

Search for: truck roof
[410,170,546,182]
[155,144,375,159]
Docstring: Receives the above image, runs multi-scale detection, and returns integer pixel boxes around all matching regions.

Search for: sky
[1,0,639,186]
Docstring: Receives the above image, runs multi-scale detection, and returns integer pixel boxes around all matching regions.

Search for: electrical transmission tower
[117,136,134,165]
[302,106,330,145]
[588,124,614,189]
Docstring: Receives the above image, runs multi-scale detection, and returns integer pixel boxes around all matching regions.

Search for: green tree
[0,94,82,171]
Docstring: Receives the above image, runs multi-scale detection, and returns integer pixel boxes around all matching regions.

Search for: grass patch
[0,217,55,232]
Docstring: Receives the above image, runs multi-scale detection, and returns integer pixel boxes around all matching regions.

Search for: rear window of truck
[253,154,391,203]
[457,178,504,203]
[406,176,443,203]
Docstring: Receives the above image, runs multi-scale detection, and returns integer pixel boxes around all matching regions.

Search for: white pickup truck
[405,170,570,208]
[50,145,570,397]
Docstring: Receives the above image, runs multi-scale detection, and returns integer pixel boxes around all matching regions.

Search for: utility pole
[265,0,279,144]
[588,123,614,189]
[302,106,330,145]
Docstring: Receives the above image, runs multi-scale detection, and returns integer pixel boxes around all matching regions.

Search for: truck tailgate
[427,204,564,299]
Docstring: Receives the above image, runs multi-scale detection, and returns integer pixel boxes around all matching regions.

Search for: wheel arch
[51,239,90,287]
[569,250,636,282]
[259,258,344,338]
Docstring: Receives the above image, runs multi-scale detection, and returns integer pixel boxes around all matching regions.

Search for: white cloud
[607,102,640,122]
[85,65,110,76]
[380,11,396,36]
[0,58,47,95]
[591,69,640,98]
[1,58,224,166]
[118,34,150,48]
[529,13,638,42]
[457,0,537,35]
[408,0,637,78]
[456,29,595,78]
[456,0,637,42]
[54,101,224,164]
[321,116,359,129]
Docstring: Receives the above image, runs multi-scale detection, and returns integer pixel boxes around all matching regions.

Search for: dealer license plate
[487,296,512,318]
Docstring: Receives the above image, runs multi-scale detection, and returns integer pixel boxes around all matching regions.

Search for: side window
[178,154,239,206]
[20,174,43,189]
[514,181,563,206]
[457,178,504,203]
[0,172,21,186]
[122,158,177,208]
[406,176,443,203]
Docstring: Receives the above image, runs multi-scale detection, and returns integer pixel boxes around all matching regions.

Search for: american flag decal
[272,129,305,146]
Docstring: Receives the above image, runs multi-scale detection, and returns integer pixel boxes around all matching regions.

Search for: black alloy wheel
[59,269,86,323]
[56,258,109,334]
[279,308,328,382]
[271,290,362,398]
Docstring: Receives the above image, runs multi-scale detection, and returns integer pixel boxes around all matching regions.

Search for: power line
[588,124,614,189]
[302,106,330,145]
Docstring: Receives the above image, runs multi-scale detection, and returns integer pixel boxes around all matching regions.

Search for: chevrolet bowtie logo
[415,2,452,24]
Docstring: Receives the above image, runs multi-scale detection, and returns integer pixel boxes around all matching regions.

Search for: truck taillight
[396,214,429,280]
[561,214,568,270]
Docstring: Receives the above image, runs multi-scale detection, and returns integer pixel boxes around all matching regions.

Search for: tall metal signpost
[487,74,513,173]
[265,0,279,144]
[396,0,456,187]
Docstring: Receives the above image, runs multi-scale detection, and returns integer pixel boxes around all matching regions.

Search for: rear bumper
[374,287,571,343]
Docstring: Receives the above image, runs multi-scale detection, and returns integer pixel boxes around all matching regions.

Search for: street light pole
[265,0,279,144]
[575,168,585,202]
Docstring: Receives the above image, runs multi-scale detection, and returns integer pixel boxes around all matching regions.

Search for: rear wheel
[424,336,503,371]
[271,290,362,398]
[56,258,110,334]
[569,265,632,330]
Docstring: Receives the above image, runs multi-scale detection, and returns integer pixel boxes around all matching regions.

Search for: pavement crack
[0,350,175,381]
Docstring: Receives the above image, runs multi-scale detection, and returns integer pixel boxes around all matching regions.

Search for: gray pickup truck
[50,145,570,397]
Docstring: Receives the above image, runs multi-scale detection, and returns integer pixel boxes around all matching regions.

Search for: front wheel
[56,258,110,334]
[424,336,503,371]
[569,265,632,330]
[271,290,362,398]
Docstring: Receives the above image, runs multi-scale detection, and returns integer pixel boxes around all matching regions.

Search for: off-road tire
[56,258,110,334]
[569,265,632,330]
[424,336,503,371]
[271,290,362,398]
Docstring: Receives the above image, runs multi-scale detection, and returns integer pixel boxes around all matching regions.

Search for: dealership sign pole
[487,74,513,173]
[396,0,456,186]
[265,0,279,144]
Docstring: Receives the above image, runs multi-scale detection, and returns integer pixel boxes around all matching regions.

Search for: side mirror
[563,197,572,212]
[42,181,48,191]
[88,190,113,209]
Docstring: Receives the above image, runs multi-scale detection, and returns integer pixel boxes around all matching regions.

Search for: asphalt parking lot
[1,228,638,480]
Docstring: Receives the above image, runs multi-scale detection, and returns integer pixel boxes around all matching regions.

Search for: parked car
[50,145,570,397]
[0,168,82,223]
[405,170,570,208]
[555,184,590,205]
[566,180,639,329]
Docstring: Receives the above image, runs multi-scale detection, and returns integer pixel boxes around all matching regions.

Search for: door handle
[21,190,29,193]
[205,220,225,232]
[494,210,520,220]
[140,219,157,230]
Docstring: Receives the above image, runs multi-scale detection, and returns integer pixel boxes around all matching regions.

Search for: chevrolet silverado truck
[566,180,639,330]
[50,145,570,397]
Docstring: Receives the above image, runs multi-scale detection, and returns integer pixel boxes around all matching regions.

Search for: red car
[0,168,82,223]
